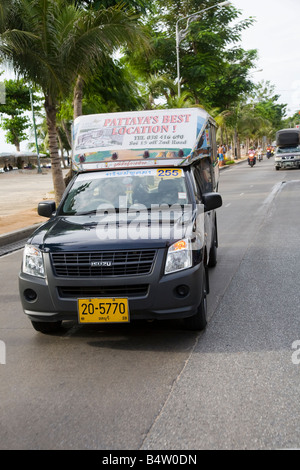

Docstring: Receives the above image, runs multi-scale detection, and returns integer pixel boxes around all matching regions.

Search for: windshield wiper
[73,210,98,216]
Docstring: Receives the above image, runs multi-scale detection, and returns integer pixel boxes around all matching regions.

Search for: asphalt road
[1,157,300,450]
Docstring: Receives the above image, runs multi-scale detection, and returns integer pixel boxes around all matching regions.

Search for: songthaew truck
[19,108,222,334]
[274,128,300,170]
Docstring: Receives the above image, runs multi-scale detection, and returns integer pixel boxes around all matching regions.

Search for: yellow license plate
[78,298,129,324]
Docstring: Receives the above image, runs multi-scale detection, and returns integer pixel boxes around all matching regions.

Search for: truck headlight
[23,245,45,278]
[165,238,192,274]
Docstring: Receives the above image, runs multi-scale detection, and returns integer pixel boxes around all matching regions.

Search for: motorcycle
[248,155,256,167]
[266,150,272,159]
[257,152,263,162]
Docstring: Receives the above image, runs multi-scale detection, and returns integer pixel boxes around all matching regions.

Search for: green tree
[0,0,148,204]
[71,0,151,13]
[72,55,145,120]
[282,111,300,129]
[67,0,152,120]
[123,0,257,109]
[1,114,29,151]
[251,81,287,132]
[0,79,35,151]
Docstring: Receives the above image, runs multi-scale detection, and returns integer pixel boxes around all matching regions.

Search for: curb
[0,224,41,247]
[219,159,247,172]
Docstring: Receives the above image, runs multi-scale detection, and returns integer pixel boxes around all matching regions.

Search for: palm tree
[0,0,148,204]
[209,107,231,148]
[164,90,195,110]
[222,102,272,158]
[140,74,197,110]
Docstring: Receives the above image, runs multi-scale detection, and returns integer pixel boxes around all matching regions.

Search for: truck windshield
[277,146,300,154]
[61,168,190,215]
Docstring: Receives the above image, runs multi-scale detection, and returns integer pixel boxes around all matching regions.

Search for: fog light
[176,285,189,298]
[24,289,37,302]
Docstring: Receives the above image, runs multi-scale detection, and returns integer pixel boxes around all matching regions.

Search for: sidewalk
[0,169,68,247]
[0,160,247,247]
[220,154,248,169]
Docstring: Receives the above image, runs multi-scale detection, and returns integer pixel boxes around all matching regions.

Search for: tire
[208,220,218,268]
[31,320,62,334]
[184,268,208,331]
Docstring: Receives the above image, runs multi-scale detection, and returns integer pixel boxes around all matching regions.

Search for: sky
[233,0,300,115]
[1,0,300,153]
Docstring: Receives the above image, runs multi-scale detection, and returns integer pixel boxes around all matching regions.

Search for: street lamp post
[176,1,231,97]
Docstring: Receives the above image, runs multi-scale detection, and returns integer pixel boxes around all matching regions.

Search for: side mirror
[38,201,56,218]
[202,192,222,212]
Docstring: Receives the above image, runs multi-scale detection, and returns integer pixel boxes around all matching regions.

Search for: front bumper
[275,159,300,169]
[19,249,204,324]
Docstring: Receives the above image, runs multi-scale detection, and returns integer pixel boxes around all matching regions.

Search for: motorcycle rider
[257,147,263,161]
[248,147,256,167]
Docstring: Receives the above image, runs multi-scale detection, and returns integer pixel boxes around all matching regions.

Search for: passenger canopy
[72,108,215,171]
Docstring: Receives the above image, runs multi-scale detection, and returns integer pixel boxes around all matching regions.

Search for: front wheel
[31,320,62,334]
[184,270,208,331]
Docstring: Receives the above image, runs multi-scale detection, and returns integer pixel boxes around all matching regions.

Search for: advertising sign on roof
[72,108,210,171]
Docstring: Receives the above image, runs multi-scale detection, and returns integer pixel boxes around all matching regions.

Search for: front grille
[51,250,157,277]
[58,285,149,299]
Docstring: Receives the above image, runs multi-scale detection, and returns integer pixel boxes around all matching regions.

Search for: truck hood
[28,212,194,252]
